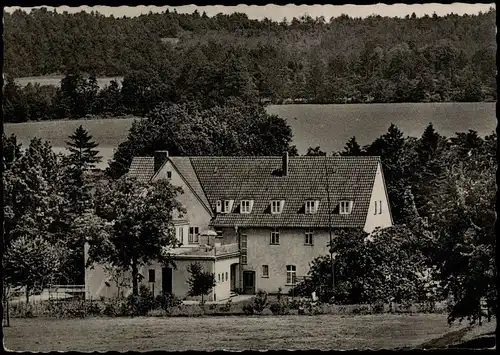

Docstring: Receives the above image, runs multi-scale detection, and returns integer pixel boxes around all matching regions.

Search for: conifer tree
[60,126,102,284]
[339,136,362,156]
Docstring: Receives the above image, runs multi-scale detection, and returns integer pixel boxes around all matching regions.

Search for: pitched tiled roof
[189,156,380,228]
[127,155,381,228]
[128,157,155,182]
[169,157,212,214]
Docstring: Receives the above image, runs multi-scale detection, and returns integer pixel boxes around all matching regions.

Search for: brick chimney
[154,150,169,172]
[282,151,289,176]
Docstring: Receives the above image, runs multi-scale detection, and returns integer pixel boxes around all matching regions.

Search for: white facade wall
[363,162,393,233]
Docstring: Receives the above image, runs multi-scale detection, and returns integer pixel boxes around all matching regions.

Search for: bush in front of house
[154,292,182,313]
[243,289,269,315]
[120,285,156,316]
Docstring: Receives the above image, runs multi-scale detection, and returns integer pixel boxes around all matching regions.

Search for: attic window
[305,200,319,214]
[339,200,353,215]
[216,200,234,214]
[241,200,254,214]
[271,200,284,214]
[167,171,172,179]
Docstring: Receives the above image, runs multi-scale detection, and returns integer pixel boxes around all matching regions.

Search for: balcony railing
[215,243,239,256]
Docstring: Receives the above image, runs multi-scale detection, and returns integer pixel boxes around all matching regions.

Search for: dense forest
[3,7,497,114]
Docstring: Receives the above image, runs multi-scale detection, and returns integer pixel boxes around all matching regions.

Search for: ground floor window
[286,265,296,285]
[262,265,269,278]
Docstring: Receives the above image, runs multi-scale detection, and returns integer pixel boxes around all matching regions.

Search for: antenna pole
[324,158,335,296]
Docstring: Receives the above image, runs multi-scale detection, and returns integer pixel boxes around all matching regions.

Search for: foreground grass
[3,314,470,351]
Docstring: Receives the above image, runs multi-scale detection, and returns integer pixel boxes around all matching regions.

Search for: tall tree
[106,102,297,179]
[186,262,216,304]
[59,125,102,284]
[85,176,185,295]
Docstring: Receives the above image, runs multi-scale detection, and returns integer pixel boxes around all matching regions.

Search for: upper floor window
[305,229,314,245]
[271,200,284,214]
[340,200,353,215]
[240,234,248,265]
[216,200,234,214]
[167,171,172,179]
[374,200,383,215]
[176,226,184,244]
[270,228,280,244]
[305,200,319,214]
[240,200,253,214]
[188,226,199,244]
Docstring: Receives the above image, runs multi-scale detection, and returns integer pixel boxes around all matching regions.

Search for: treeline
[301,124,496,324]
[4,7,496,107]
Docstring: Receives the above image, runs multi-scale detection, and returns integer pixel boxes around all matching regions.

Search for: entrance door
[242,271,255,294]
[230,264,237,292]
[162,267,172,294]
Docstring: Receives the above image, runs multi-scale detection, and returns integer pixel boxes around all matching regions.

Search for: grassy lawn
[3,314,475,351]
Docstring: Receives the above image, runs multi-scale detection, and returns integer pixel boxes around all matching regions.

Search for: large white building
[85,151,393,301]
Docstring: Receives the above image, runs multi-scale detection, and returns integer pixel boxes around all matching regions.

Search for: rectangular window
[270,228,280,244]
[379,200,382,214]
[305,229,314,245]
[177,226,184,244]
[241,200,251,214]
[223,200,231,213]
[188,227,199,244]
[262,265,269,278]
[286,265,296,285]
[148,269,155,283]
[240,234,248,265]
[225,272,228,281]
[167,171,172,179]
[222,273,224,282]
[305,200,318,214]
[340,200,353,215]
[218,273,221,282]
[271,200,283,214]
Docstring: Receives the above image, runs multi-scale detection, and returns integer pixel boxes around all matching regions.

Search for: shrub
[252,290,268,313]
[220,298,232,313]
[154,292,182,312]
[121,285,156,316]
[269,298,290,315]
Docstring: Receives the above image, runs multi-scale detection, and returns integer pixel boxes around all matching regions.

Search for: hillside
[3,8,497,105]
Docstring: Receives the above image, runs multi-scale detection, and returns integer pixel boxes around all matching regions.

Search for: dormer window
[271,200,284,214]
[240,200,254,214]
[340,200,353,215]
[216,200,234,214]
[305,200,319,214]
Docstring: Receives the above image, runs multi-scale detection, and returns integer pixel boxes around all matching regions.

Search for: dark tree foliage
[106,102,297,178]
[186,262,217,304]
[3,8,496,122]
[305,146,327,156]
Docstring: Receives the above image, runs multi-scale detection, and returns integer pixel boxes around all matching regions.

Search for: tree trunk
[25,286,30,305]
[131,259,139,296]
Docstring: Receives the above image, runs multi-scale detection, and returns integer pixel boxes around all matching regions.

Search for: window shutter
[229,200,235,212]
[349,201,354,213]
[216,200,222,213]
[314,200,319,213]
[249,200,254,213]
[280,200,285,213]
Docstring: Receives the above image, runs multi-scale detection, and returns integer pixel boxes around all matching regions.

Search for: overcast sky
[5,4,495,21]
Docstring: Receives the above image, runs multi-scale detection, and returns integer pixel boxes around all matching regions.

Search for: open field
[3,314,487,351]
